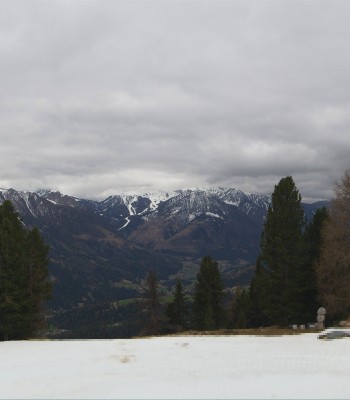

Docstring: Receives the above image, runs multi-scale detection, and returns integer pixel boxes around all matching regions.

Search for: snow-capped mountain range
[0,186,272,232]
[33,187,271,228]
[0,186,328,312]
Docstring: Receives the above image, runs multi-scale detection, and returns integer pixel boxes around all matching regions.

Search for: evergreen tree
[141,270,161,335]
[229,286,252,329]
[316,169,350,318]
[166,279,187,330]
[249,257,270,327]
[254,176,305,326]
[0,201,27,340]
[25,227,52,334]
[192,256,225,330]
[300,207,328,321]
[0,200,52,340]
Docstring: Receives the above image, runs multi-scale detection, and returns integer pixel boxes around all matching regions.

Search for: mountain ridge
[0,186,329,314]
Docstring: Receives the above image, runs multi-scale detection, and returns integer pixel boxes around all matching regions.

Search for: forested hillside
[0,185,331,338]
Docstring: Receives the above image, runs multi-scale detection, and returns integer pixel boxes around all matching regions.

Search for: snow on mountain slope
[0,188,52,220]
[95,188,269,219]
[138,190,177,210]
[97,191,177,219]
[32,187,269,231]
[32,187,270,222]
[0,187,326,236]
[155,188,234,224]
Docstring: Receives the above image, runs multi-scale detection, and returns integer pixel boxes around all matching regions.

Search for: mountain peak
[36,188,56,196]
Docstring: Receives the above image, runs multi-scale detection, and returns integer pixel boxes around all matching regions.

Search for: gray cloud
[0,0,349,202]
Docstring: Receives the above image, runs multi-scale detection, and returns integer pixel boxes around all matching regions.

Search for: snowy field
[1,330,350,399]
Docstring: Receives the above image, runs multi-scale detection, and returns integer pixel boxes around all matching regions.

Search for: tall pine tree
[253,176,305,326]
[141,270,161,336]
[167,279,187,331]
[192,256,225,330]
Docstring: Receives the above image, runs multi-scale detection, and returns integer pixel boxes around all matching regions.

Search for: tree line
[142,171,350,334]
[250,171,350,326]
[0,201,52,340]
[141,255,225,335]
[1,169,349,340]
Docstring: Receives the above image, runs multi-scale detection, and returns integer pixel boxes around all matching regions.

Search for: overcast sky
[1,0,350,202]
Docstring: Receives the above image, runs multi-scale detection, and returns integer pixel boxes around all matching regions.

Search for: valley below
[0,187,328,337]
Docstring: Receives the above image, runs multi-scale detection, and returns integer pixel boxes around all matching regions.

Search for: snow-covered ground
[1,330,350,399]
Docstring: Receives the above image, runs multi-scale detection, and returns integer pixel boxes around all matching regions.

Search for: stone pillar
[316,307,326,330]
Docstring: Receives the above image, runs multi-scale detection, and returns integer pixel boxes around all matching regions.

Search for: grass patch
[114,295,177,308]
[113,298,141,307]
[112,280,140,290]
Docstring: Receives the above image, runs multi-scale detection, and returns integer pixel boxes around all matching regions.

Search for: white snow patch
[120,195,138,216]
[118,216,131,230]
[22,192,36,217]
[46,198,58,205]
[128,203,136,215]
[35,189,53,197]
[223,200,240,206]
[206,212,223,219]
[141,192,171,210]
[1,332,350,399]
[188,212,198,222]
[119,191,176,213]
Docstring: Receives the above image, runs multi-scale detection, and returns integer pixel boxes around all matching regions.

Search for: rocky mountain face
[0,187,329,312]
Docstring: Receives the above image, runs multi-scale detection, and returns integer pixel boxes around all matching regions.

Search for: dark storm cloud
[0,0,349,201]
